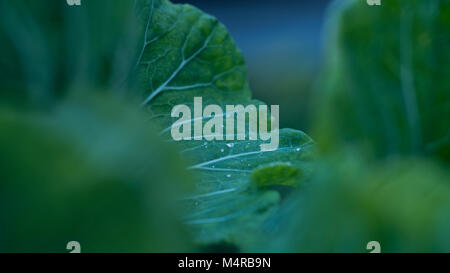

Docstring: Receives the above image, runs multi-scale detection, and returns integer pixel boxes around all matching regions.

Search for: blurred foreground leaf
[271,154,450,252]
[0,94,193,252]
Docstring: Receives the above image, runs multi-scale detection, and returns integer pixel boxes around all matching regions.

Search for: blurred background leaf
[313,0,450,162]
[0,0,143,110]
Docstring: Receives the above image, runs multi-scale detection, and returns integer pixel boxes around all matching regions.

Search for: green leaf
[251,162,303,188]
[271,155,450,252]
[314,0,450,162]
[0,94,193,252]
[134,0,314,249]
[0,0,141,109]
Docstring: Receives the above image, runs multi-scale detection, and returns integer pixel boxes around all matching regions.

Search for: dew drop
[296,148,301,152]
[226,143,234,148]
[226,174,231,178]
[220,148,224,152]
